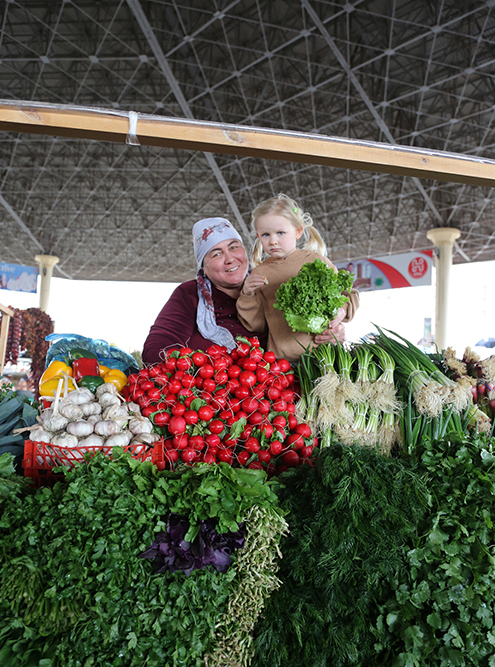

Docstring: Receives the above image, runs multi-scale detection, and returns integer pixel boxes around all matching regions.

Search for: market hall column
[426,227,461,352]
[34,254,59,314]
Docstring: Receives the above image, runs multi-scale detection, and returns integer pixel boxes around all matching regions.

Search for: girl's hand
[242,273,267,296]
[314,307,346,345]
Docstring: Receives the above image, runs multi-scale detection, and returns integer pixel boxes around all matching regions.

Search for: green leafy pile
[0,452,27,500]
[274,260,354,334]
[251,444,429,667]
[0,386,38,468]
[0,451,285,667]
[376,434,495,666]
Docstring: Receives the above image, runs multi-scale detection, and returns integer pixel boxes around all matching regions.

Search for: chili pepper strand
[20,308,54,394]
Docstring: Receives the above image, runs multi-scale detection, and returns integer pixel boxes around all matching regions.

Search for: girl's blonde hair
[250,193,327,266]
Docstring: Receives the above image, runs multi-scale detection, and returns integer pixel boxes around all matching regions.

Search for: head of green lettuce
[274,259,354,334]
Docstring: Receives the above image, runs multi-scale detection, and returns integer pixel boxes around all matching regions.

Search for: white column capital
[34,255,60,313]
[35,254,60,270]
[426,227,461,246]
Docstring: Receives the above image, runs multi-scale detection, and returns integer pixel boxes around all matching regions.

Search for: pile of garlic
[29,379,159,463]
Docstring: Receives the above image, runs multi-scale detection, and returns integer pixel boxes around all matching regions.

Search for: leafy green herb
[0,452,27,499]
[274,260,354,334]
[251,444,429,667]
[376,433,495,666]
[0,450,282,667]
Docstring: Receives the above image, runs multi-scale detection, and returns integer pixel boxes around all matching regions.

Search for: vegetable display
[5,322,495,666]
[273,259,354,333]
[121,336,316,475]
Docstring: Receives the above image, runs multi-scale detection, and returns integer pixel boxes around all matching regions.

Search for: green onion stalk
[386,327,472,413]
[364,360,381,448]
[354,346,373,403]
[332,346,374,448]
[373,327,461,418]
[295,349,322,429]
[333,401,367,446]
[367,346,402,415]
[369,347,403,455]
[311,343,341,431]
[464,402,492,434]
[480,355,495,385]
[332,343,360,423]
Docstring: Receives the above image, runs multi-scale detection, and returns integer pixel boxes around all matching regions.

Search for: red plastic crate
[22,439,166,486]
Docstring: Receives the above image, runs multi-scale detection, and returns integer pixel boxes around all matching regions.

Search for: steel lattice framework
[1,0,495,282]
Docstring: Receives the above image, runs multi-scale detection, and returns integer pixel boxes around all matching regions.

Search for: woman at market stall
[142,217,346,364]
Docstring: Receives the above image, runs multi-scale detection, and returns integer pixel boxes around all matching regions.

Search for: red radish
[181,374,196,388]
[165,449,179,463]
[208,419,225,434]
[239,371,257,388]
[286,433,304,450]
[198,405,215,421]
[184,410,199,425]
[176,357,192,371]
[192,351,207,367]
[242,358,258,372]
[256,367,268,383]
[258,450,271,463]
[189,435,205,450]
[181,448,196,463]
[248,412,263,425]
[199,364,214,379]
[278,358,292,373]
[228,364,242,379]
[282,450,300,467]
[269,440,283,456]
[153,412,170,426]
[244,437,261,453]
[218,450,233,464]
[214,370,228,385]
[294,423,312,438]
[237,451,250,466]
[168,415,187,435]
[205,433,221,447]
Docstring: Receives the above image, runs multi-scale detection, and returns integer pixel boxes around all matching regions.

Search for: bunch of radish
[122,337,317,475]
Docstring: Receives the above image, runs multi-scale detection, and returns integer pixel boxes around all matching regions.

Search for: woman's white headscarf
[192,218,244,351]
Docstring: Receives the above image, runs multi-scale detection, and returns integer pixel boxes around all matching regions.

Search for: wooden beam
[1,99,495,187]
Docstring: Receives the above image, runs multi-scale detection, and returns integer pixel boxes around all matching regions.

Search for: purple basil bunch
[138,513,246,576]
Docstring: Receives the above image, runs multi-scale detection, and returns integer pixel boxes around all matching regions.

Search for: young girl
[236,193,359,362]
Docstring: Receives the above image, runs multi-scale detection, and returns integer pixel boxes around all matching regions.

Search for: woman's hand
[242,273,267,296]
[314,307,346,345]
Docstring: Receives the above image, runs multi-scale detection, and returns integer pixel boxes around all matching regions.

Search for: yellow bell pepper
[39,376,76,397]
[99,365,111,377]
[103,369,128,392]
[39,360,73,386]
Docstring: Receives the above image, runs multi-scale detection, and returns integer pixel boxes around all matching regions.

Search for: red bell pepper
[72,357,100,383]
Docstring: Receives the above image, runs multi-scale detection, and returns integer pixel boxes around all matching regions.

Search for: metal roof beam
[301,0,443,225]
[126,0,250,240]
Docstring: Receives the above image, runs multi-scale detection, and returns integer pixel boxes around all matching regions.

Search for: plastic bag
[45,334,139,374]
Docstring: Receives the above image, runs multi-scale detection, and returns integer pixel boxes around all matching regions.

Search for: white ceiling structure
[1,0,495,282]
